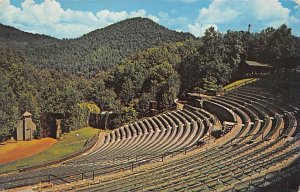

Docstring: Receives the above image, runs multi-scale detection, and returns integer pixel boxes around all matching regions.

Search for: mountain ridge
[0,23,56,42]
[0,17,195,74]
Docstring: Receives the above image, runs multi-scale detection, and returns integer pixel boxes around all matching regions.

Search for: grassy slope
[223,78,257,91]
[0,127,99,173]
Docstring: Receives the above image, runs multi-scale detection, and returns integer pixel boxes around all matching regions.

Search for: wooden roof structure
[22,111,32,117]
[245,60,272,68]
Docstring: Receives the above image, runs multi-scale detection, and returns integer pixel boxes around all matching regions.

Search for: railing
[228,133,265,145]
[44,144,202,185]
[49,174,71,184]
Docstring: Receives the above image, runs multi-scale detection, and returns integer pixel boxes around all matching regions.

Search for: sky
[0,0,299,39]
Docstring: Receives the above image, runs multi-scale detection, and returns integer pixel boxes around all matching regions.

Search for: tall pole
[246,24,251,60]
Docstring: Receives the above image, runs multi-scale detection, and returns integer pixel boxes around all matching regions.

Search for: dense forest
[0,17,299,141]
[0,17,193,76]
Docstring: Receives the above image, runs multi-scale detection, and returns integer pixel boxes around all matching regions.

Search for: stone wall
[203,100,235,123]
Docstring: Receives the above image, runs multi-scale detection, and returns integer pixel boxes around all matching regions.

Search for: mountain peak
[81,17,193,39]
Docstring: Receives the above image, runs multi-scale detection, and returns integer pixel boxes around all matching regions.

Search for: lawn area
[223,78,257,91]
[0,127,99,173]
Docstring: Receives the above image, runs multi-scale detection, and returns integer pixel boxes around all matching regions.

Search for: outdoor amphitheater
[1,73,300,191]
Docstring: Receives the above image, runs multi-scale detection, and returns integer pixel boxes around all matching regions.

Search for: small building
[15,111,37,141]
[240,60,272,77]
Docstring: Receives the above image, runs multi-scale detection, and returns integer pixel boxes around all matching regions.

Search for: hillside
[0,17,194,75]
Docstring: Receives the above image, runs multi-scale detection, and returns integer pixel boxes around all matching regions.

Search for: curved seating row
[69,109,209,165]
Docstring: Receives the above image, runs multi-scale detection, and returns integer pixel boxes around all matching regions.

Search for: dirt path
[0,138,57,165]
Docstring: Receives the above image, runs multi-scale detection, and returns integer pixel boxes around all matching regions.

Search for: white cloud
[187,0,298,37]
[294,0,300,6]
[0,0,21,24]
[158,12,189,27]
[0,0,159,38]
[158,11,190,33]
[96,9,159,25]
[188,23,218,37]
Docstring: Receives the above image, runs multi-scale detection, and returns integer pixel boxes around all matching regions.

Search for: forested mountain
[0,17,194,75]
